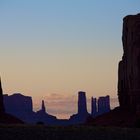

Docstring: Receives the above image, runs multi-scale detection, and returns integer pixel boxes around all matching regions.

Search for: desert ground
[0,125,140,140]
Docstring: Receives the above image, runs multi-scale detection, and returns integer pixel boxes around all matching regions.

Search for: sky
[0,0,140,118]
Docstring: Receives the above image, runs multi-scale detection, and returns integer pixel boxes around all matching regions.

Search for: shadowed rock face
[0,78,5,114]
[98,96,110,115]
[41,100,46,113]
[70,91,90,124]
[78,91,88,115]
[91,97,97,117]
[3,93,35,123]
[4,94,57,124]
[118,13,140,112]
[4,93,33,114]
[0,78,23,124]
[91,96,110,118]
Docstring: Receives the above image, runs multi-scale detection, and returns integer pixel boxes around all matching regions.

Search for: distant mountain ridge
[3,92,112,125]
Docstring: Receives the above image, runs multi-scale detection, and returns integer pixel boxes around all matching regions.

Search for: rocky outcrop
[70,91,90,124]
[87,107,137,127]
[4,93,36,123]
[91,97,97,117]
[98,96,110,115]
[91,96,110,117]
[118,13,140,112]
[41,100,46,113]
[78,91,88,115]
[0,78,23,124]
[36,100,57,125]
[4,94,57,124]
[4,93,33,114]
[0,78,5,113]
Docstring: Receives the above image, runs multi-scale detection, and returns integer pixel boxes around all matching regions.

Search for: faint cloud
[33,93,119,119]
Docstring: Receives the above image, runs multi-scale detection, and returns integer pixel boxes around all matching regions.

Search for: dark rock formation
[4,93,33,114]
[87,107,137,127]
[91,96,110,117]
[98,95,110,115]
[36,100,47,115]
[0,78,5,113]
[70,91,90,124]
[4,91,90,125]
[4,94,57,124]
[41,100,46,113]
[78,91,88,115]
[91,97,97,117]
[0,78,23,124]
[36,100,57,125]
[118,13,140,112]
[4,93,36,123]
[87,14,140,127]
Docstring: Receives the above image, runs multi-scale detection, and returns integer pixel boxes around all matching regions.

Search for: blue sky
[0,0,140,118]
[1,0,140,45]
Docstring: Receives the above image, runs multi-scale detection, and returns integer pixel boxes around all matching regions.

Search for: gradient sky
[0,0,140,118]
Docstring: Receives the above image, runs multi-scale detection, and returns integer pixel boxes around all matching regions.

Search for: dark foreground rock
[0,113,23,124]
[87,107,139,127]
[118,13,140,112]
[0,78,23,124]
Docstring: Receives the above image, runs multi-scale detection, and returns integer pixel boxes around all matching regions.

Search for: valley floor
[0,125,140,140]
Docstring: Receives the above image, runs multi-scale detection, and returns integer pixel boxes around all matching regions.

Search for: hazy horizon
[3,92,119,119]
[1,0,140,118]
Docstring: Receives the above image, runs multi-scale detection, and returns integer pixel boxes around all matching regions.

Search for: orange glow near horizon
[1,0,139,118]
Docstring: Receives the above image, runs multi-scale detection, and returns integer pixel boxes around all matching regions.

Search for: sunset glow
[0,0,140,118]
